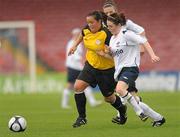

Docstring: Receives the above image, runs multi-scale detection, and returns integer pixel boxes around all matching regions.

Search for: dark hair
[107,13,126,26]
[103,0,117,10]
[99,11,108,24]
[87,11,103,22]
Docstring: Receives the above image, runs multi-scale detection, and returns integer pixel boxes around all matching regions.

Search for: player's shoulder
[82,25,90,36]
[121,28,136,39]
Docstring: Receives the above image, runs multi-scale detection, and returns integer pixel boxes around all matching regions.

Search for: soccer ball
[8,116,27,132]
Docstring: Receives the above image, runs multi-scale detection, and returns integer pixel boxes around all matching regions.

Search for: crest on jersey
[96,39,101,45]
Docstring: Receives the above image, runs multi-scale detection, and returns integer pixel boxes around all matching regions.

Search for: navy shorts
[117,67,139,92]
[67,67,81,83]
[77,61,116,97]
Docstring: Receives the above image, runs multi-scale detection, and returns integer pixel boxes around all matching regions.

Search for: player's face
[86,16,101,33]
[107,20,120,35]
[103,6,116,16]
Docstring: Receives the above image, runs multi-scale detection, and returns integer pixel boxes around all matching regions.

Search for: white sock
[84,86,97,106]
[123,92,143,116]
[61,88,71,107]
[139,102,163,121]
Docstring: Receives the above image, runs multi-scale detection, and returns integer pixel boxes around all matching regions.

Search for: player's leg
[97,67,127,125]
[72,62,97,128]
[73,79,88,128]
[116,81,146,119]
[84,86,102,107]
[116,68,148,121]
[61,68,80,109]
[132,92,165,127]
[61,83,73,109]
[104,93,127,125]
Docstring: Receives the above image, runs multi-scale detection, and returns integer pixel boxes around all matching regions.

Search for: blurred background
[0,0,179,93]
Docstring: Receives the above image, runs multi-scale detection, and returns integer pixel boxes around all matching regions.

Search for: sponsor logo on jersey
[112,49,124,57]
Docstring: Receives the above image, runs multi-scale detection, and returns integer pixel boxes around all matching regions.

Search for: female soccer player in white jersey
[61,28,102,109]
[101,0,166,126]
[102,0,145,55]
[98,13,165,127]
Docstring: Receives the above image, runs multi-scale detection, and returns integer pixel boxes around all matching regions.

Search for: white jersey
[109,27,147,81]
[66,39,84,70]
[126,19,144,34]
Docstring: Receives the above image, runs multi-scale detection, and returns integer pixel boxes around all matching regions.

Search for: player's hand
[104,45,111,54]
[96,50,105,56]
[68,46,77,56]
[151,55,160,63]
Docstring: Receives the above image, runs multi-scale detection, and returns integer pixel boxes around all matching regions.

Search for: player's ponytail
[118,13,126,25]
[99,11,108,24]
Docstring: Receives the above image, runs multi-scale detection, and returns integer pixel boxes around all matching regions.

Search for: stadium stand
[0,0,179,72]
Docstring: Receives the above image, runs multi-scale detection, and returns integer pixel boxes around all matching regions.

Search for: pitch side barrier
[1,71,179,93]
[136,71,179,92]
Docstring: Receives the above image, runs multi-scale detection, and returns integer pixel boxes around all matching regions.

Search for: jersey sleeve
[104,27,112,46]
[124,30,147,45]
[126,19,144,34]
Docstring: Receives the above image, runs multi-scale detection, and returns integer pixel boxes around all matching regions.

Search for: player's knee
[74,81,87,92]
[74,83,82,92]
[116,87,125,96]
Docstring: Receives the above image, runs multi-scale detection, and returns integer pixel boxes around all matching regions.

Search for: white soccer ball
[8,116,27,132]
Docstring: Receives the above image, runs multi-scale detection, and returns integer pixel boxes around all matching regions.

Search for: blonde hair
[103,0,117,9]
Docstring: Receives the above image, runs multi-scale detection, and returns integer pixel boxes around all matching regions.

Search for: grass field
[0,92,179,137]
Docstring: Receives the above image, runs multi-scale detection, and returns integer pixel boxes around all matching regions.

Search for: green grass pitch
[0,92,179,137]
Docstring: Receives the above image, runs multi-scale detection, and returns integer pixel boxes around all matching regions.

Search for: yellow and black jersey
[82,25,114,70]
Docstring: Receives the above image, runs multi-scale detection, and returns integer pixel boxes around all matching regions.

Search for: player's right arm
[125,31,160,63]
[68,33,83,56]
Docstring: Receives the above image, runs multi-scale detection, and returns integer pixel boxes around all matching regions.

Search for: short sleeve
[124,30,147,45]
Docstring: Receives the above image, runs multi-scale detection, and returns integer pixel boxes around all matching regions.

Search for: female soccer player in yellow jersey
[68,11,127,128]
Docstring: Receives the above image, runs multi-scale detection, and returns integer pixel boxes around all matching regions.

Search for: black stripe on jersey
[123,30,127,34]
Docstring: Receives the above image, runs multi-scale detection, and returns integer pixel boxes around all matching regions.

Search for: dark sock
[74,92,86,118]
[111,95,123,110]
[111,95,126,116]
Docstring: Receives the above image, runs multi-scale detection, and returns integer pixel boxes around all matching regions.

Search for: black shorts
[77,61,116,97]
[117,67,139,93]
[67,67,81,83]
